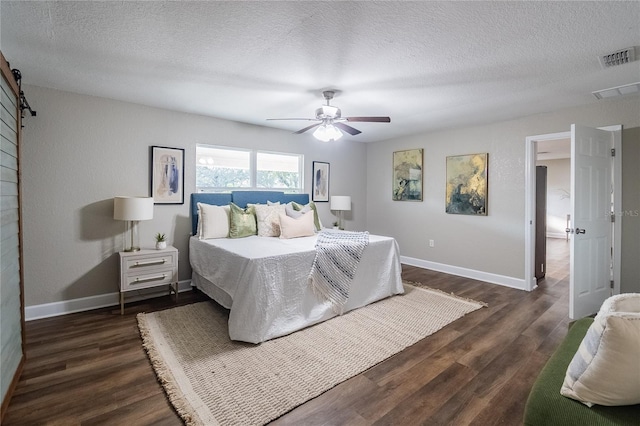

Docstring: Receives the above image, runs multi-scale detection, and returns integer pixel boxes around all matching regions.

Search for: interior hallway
[538,237,571,289]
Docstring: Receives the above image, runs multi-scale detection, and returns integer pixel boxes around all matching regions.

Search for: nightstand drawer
[118,246,179,314]
[122,267,176,292]
[123,252,177,273]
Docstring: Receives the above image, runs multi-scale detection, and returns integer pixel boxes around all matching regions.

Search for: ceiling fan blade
[344,116,391,123]
[294,123,322,134]
[334,122,362,136]
[267,118,318,121]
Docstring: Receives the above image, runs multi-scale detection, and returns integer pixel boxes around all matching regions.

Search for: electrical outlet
[429,239,435,248]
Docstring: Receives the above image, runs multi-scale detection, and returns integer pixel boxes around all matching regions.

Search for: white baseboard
[25,280,193,321]
[27,261,526,320]
[401,256,526,290]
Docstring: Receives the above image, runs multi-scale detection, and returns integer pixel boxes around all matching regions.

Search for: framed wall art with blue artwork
[312,161,330,202]
[151,146,185,204]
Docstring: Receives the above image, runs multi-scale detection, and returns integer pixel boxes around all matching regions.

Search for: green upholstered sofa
[523,317,640,425]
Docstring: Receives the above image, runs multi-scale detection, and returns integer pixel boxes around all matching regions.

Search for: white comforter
[189,234,403,343]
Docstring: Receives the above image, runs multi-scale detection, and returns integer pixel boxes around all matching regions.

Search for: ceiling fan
[267,91,391,141]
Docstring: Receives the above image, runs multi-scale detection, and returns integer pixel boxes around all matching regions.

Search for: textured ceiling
[1,1,639,143]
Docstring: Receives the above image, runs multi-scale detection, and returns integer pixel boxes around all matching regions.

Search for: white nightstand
[118,246,178,315]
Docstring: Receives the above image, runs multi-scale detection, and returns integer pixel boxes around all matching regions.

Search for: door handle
[565,228,586,234]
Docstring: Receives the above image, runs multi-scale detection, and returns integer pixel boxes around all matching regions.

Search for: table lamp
[330,195,351,230]
[113,196,154,251]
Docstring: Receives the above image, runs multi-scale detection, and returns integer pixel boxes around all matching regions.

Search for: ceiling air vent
[599,47,636,68]
[592,82,640,100]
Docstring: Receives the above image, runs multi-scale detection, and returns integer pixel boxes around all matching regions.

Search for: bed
[189,191,404,343]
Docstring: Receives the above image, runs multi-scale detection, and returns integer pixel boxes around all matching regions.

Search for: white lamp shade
[330,196,351,211]
[113,196,154,221]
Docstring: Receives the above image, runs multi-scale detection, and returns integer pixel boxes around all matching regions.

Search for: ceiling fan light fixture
[317,105,340,118]
[268,90,390,138]
[313,124,343,142]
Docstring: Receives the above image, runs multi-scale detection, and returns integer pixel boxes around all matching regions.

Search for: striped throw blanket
[308,229,370,314]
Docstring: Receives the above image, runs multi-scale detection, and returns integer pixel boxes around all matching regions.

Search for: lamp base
[123,220,142,252]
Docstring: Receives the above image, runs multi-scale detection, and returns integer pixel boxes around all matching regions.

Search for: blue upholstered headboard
[190,191,310,235]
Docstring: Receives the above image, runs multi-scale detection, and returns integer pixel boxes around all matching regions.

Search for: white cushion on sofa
[560,294,640,407]
[597,293,640,316]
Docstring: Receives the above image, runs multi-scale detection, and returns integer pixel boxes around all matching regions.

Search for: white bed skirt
[189,234,404,343]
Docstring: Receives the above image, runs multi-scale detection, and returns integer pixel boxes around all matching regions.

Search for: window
[196,145,303,193]
[196,146,250,190]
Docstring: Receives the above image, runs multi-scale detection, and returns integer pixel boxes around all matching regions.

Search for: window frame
[196,144,304,193]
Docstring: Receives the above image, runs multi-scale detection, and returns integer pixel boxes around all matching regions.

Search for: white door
[569,124,613,319]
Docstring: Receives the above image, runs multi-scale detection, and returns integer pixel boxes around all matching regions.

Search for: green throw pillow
[229,202,257,238]
[291,201,322,231]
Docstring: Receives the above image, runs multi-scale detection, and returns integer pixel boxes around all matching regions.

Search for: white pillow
[597,293,640,316]
[285,203,310,218]
[197,203,230,239]
[279,212,315,239]
[253,204,286,237]
[289,201,323,232]
[560,294,640,406]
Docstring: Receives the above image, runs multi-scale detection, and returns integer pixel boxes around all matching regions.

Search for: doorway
[524,126,622,317]
[536,139,571,283]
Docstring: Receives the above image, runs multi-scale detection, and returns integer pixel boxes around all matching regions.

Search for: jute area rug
[137,284,485,426]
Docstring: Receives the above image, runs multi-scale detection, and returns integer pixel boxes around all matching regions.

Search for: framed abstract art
[312,161,330,202]
[150,146,185,204]
[392,149,423,201]
[445,153,488,215]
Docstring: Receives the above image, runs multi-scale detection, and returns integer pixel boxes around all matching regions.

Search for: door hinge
[610,280,614,289]
[611,148,616,156]
[611,214,615,223]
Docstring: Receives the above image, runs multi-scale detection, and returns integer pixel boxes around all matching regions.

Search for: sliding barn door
[0,51,25,420]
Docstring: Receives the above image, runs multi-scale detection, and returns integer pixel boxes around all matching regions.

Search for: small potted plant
[155,233,167,250]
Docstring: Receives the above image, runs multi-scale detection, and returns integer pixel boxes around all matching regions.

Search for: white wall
[537,159,571,239]
[366,96,640,287]
[21,85,368,307]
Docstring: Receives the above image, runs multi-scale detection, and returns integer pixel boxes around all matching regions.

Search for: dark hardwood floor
[3,239,570,425]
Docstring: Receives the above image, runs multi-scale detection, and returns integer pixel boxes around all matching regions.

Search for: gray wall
[621,127,640,294]
[366,96,640,287]
[21,85,368,306]
[20,85,640,309]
